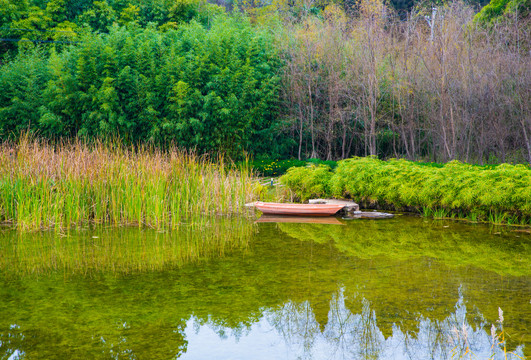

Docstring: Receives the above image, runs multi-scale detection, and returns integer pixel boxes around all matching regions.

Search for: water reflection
[0,216,529,359]
[275,217,531,277]
[182,288,524,360]
[3,290,524,360]
[0,216,254,276]
[256,215,345,225]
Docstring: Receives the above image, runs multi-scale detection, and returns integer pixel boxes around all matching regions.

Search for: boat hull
[254,201,344,216]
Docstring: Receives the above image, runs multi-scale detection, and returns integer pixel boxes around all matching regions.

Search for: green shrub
[306,158,338,169]
[0,14,283,159]
[280,164,333,201]
[249,158,337,177]
[281,157,531,224]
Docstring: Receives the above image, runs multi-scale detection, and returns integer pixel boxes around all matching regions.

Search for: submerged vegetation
[276,217,531,277]
[281,157,531,225]
[0,138,257,231]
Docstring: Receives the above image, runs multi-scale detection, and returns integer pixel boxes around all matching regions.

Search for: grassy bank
[0,139,257,231]
[280,157,531,225]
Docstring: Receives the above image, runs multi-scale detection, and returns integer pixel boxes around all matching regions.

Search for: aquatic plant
[0,138,260,231]
[279,164,334,201]
[280,157,531,225]
[276,218,531,277]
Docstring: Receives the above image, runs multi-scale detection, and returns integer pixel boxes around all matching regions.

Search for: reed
[0,138,259,231]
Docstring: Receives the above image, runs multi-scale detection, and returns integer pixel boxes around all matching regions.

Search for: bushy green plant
[280,164,333,201]
[306,158,338,169]
[474,0,530,23]
[0,49,50,138]
[0,14,283,158]
[281,157,531,225]
[248,158,338,177]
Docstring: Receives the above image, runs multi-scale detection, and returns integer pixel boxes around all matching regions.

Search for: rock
[343,211,395,220]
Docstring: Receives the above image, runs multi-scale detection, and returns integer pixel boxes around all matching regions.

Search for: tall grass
[0,138,258,231]
[280,157,531,225]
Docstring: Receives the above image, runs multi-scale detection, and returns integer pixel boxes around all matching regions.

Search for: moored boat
[254,201,344,216]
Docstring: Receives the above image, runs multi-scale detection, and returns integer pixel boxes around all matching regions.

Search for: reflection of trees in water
[93,321,187,360]
[276,220,531,277]
[267,301,321,357]
[0,325,25,360]
[194,314,252,342]
[1,287,526,359]
[1,320,188,360]
[265,288,525,360]
[323,290,384,360]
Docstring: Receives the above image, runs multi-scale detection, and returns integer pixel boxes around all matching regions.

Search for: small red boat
[254,201,344,216]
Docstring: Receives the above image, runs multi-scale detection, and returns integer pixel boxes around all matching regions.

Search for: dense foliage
[474,0,530,22]
[248,158,337,176]
[0,0,223,41]
[1,0,530,163]
[277,2,530,163]
[0,15,283,157]
[249,159,306,177]
[280,157,531,225]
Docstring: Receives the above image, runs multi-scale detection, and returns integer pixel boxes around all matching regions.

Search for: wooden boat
[254,201,344,216]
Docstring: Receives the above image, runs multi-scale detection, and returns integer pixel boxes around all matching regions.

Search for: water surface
[0,216,529,359]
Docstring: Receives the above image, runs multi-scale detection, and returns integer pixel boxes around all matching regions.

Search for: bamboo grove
[0,0,530,163]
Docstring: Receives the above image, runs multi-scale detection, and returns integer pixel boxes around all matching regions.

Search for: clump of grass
[447,308,525,360]
[429,208,450,219]
[279,164,334,201]
[488,308,525,360]
[0,138,261,231]
[280,157,531,225]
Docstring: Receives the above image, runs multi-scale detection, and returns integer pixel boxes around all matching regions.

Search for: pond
[0,215,529,359]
